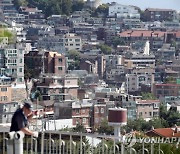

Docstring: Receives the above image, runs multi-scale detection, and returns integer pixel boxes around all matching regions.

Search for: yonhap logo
[123,133,136,148]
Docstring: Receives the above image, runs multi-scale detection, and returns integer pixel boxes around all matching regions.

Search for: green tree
[93,4,109,17]
[112,36,126,48]
[141,92,156,100]
[0,29,16,44]
[165,76,176,84]
[160,105,180,127]
[62,0,72,15]
[72,0,84,12]
[98,44,112,55]
[97,119,114,135]
[73,124,86,133]
[66,50,81,70]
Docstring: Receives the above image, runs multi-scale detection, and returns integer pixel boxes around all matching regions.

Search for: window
[95,108,99,113]
[59,58,62,62]
[82,109,86,113]
[76,109,79,114]
[18,78,23,82]
[19,58,23,63]
[75,39,80,42]
[154,103,159,108]
[95,118,99,123]
[101,108,104,113]
[1,88,7,92]
[1,96,7,101]
[83,118,86,124]
[139,112,142,116]
[19,68,23,72]
[149,112,152,116]
[58,67,62,71]
[76,119,79,124]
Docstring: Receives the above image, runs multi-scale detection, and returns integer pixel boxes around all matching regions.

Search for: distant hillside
[13,0,85,17]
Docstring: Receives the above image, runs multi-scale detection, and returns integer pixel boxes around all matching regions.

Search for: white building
[0,48,24,83]
[64,33,82,51]
[109,3,140,19]
[0,102,19,123]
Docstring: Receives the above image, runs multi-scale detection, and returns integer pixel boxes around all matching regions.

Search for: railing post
[102,138,105,154]
[14,131,25,154]
[70,134,72,154]
[142,140,145,154]
[91,136,94,154]
[151,143,154,154]
[59,133,62,154]
[49,133,51,154]
[7,131,15,154]
[51,139,55,154]
[113,138,116,154]
[80,134,83,154]
[41,132,44,154]
[3,132,6,154]
[121,136,124,154]
[31,135,33,154]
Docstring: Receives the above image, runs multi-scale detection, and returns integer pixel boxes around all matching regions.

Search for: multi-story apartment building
[144,8,177,22]
[44,52,66,76]
[153,83,180,98]
[109,3,140,19]
[126,73,154,94]
[155,44,176,63]
[0,83,11,103]
[64,33,82,51]
[0,47,24,83]
[80,54,106,79]
[136,100,160,121]
[36,75,79,101]
[92,103,107,129]
[25,51,66,77]
[36,33,82,53]
[124,53,155,69]
[121,94,142,120]
[72,100,92,129]
[0,101,19,123]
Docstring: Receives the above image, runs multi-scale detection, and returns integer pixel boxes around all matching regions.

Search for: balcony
[0,131,177,154]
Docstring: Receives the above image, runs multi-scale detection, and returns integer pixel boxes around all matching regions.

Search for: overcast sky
[102,0,180,11]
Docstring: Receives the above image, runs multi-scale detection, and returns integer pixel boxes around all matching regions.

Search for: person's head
[22,102,33,116]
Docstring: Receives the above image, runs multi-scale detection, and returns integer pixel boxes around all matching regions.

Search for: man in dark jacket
[10,102,38,137]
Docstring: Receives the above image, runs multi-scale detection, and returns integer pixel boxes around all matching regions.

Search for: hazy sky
[102,0,180,11]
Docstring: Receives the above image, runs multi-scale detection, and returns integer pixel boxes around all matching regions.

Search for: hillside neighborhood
[0,0,180,153]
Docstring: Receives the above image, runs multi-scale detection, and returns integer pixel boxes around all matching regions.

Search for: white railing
[1,131,178,154]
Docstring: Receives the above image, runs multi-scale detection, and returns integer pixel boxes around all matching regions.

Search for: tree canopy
[66,50,81,70]
[98,44,112,55]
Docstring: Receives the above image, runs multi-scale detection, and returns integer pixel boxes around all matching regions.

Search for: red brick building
[153,83,180,98]
[25,51,66,77]
[44,52,66,76]
[72,101,92,128]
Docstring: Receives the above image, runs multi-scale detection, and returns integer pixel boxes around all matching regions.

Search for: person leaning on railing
[10,101,38,138]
